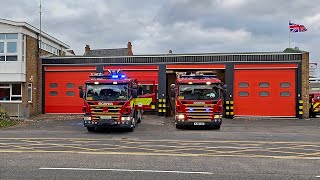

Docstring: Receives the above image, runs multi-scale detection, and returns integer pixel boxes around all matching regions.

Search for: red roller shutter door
[234,64,297,117]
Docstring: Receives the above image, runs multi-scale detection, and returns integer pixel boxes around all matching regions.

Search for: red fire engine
[309,79,320,117]
[79,70,143,132]
[170,73,226,129]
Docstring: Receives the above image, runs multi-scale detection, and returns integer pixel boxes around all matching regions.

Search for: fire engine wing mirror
[132,89,138,98]
[132,84,138,98]
[222,84,227,89]
[78,86,84,98]
[170,84,176,98]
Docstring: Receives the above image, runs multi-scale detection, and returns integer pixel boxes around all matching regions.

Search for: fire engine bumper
[83,120,133,129]
[175,119,222,126]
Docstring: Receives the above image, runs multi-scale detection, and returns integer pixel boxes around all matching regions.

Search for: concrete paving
[0,114,319,179]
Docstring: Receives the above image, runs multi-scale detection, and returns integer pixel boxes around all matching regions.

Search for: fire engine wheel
[214,125,221,130]
[176,125,183,129]
[87,127,96,132]
[128,126,135,132]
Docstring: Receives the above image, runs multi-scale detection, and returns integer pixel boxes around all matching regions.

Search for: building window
[66,91,75,96]
[280,82,291,88]
[238,82,249,88]
[0,83,22,102]
[259,82,270,88]
[28,83,32,102]
[0,42,4,53]
[259,91,270,97]
[22,34,25,61]
[239,91,249,97]
[0,33,18,61]
[66,83,75,88]
[7,42,17,53]
[50,83,58,88]
[280,92,291,97]
[6,34,18,39]
[50,91,58,96]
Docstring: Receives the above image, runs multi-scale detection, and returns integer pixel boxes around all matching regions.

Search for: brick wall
[22,35,53,117]
[301,52,309,118]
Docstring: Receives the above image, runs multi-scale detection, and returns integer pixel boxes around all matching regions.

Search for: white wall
[0,23,25,82]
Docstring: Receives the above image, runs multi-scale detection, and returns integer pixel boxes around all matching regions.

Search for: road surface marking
[39,167,214,175]
[316,175,320,178]
[2,150,320,160]
[1,138,320,145]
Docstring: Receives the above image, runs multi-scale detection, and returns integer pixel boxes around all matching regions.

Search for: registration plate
[194,122,205,125]
[100,116,112,119]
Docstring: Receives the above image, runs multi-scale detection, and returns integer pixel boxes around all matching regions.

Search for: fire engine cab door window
[86,84,128,101]
[137,81,156,96]
[179,84,220,100]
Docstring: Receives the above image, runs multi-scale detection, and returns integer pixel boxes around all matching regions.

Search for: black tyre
[87,127,95,132]
[214,125,221,130]
[176,125,183,129]
[128,127,135,132]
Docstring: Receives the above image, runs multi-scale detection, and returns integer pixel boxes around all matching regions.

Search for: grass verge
[0,119,16,128]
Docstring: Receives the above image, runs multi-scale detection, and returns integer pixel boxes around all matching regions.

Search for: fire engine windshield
[86,84,128,101]
[179,84,221,100]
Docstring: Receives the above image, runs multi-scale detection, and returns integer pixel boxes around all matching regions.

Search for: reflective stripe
[299,111,303,115]
[230,112,234,115]
[226,112,230,115]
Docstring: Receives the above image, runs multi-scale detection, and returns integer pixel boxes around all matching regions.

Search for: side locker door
[136,81,156,111]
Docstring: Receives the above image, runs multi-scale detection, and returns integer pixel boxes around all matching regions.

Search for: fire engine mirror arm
[78,85,84,98]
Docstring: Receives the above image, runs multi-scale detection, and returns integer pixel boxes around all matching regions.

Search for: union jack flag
[289,22,307,33]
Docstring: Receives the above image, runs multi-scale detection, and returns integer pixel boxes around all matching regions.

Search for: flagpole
[288,20,291,48]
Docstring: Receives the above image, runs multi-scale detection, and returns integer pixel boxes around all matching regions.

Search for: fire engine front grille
[185,104,215,122]
[90,105,122,121]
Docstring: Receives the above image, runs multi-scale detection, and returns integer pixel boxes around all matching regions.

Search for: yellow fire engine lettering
[178,96,184,99]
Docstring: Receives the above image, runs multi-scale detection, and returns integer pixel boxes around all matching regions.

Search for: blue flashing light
[121,75,126,78]
[206,108,210,112]
[189,108,194,111]
[112,75,119,79]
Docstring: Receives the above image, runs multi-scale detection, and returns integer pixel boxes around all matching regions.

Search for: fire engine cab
[170,73,226,129]
[309,79,320,118]
[79,70,142,132]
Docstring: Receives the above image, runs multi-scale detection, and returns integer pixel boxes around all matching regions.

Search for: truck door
[136,81,157,111]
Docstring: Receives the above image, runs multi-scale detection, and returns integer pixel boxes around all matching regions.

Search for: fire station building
[42,48,309,119]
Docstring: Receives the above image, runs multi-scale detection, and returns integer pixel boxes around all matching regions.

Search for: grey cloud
[0,0,318,61]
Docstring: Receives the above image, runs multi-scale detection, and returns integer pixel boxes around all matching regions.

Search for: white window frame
[28,83,33,103]
[0,83,22,102]
[0,33,18,62]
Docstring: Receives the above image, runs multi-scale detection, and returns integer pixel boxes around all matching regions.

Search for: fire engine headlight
[214,115,222,119]
[84,116,91,121]
[121,117,131,121]
[177,114,185,120]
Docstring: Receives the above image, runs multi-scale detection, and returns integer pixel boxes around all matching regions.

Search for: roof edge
[0,18,70,49]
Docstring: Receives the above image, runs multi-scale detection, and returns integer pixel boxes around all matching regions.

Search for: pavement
[0,114,320,179]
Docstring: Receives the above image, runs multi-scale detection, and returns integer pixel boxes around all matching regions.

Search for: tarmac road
[0,115,319,179]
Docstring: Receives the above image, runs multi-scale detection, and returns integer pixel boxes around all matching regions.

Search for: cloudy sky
[1,0,319,61]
